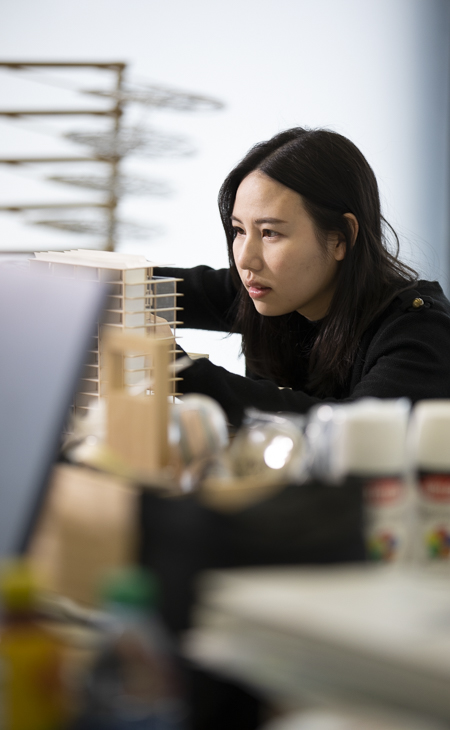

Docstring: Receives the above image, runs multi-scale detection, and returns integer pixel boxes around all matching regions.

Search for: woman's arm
[179,300,450,427]
[156,265,239,332]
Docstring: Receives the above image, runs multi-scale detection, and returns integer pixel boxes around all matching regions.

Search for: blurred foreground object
[169,394,229,489]
[170,406,307,509]
[75,567,187,729]
[229,410,305,482]
[409,400,450,562]
[139,477,365,635]
[29,464,137,607]
[307,399,411,562]
[260,706,447,730]
[0,265,105,557]
[0,560,71,730]
[185,565,450,725]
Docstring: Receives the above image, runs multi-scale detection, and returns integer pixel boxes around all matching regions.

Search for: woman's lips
[248,284,272,299]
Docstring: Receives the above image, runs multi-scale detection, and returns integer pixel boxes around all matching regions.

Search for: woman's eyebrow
[231,215,288,225]
[254,217,288,225]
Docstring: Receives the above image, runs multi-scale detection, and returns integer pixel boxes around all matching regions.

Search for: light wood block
[28,464,137,607]
[103,330,170,472]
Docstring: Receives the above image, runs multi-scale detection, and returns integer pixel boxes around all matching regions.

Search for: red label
[364,477,404,506]
[420,474,450,502]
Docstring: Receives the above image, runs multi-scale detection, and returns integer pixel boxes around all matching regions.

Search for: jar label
[418,473,450,560]
[363,477,407,562]
[364,477,404,506]
[419,474,450,503]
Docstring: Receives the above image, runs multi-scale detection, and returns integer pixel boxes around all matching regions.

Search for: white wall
[0,0,448,371]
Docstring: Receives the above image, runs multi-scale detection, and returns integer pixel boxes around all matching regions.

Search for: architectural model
[30,249,182,415]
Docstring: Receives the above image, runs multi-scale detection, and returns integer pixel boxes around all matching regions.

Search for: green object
[100,567,159,609]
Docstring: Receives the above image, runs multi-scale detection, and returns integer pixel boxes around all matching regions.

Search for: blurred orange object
[28,463,138,607]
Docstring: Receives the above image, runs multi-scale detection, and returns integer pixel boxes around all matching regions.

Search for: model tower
[30,249,182,415]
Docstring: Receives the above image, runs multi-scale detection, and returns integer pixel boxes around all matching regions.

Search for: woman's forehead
[233,171,305,218]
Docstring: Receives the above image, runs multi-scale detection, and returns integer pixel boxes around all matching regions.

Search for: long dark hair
[218,128,417,396]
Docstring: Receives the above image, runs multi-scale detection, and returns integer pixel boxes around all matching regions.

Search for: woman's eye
[232,226,244,238]
[262,229,279,239]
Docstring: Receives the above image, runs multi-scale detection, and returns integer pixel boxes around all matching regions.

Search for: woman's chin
[251,300,287,317]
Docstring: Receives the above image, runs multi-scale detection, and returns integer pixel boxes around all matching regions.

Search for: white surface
[261,707,448,730]
[194,566,450,673]
[186,565,450,720]
[33,249,168,269]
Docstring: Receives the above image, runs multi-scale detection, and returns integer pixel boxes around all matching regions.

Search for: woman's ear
[329,213,359,261]
[344,213,359,247]
[333,235,347,261]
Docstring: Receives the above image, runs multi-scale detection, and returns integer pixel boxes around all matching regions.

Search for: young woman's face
[232,171,346,320]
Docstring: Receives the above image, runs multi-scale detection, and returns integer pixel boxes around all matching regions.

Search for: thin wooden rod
[0,109,118,117]
[0,157,118,164]
[0,202,110,211]
[0,62,126,69]
[105,63,124,251]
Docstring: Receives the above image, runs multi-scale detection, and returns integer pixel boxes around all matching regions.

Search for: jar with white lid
[309,398,412,562]
[409,400,450,562]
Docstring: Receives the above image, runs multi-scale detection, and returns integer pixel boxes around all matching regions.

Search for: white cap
[332,398,410,477]
[409,400,450,471]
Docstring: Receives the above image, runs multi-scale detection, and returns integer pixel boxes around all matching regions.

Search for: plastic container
[169,394,228,472]
[228,409,306,483]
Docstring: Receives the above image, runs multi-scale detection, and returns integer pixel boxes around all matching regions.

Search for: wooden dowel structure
[0,61,126,249]
[0,60,223,250]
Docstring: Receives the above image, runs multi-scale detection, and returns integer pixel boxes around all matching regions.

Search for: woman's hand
[149,314,175,343]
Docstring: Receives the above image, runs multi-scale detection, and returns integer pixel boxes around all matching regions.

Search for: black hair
[218,127,417,396]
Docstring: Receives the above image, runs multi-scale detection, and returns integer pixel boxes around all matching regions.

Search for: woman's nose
[234,232,263,272]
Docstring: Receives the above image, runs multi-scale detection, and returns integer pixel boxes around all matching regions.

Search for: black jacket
[158,266,450,427]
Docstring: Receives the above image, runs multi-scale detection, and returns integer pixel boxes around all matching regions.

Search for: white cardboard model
[31,249,183,414]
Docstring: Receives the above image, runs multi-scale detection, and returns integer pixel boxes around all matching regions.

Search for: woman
[158,127,450,427]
